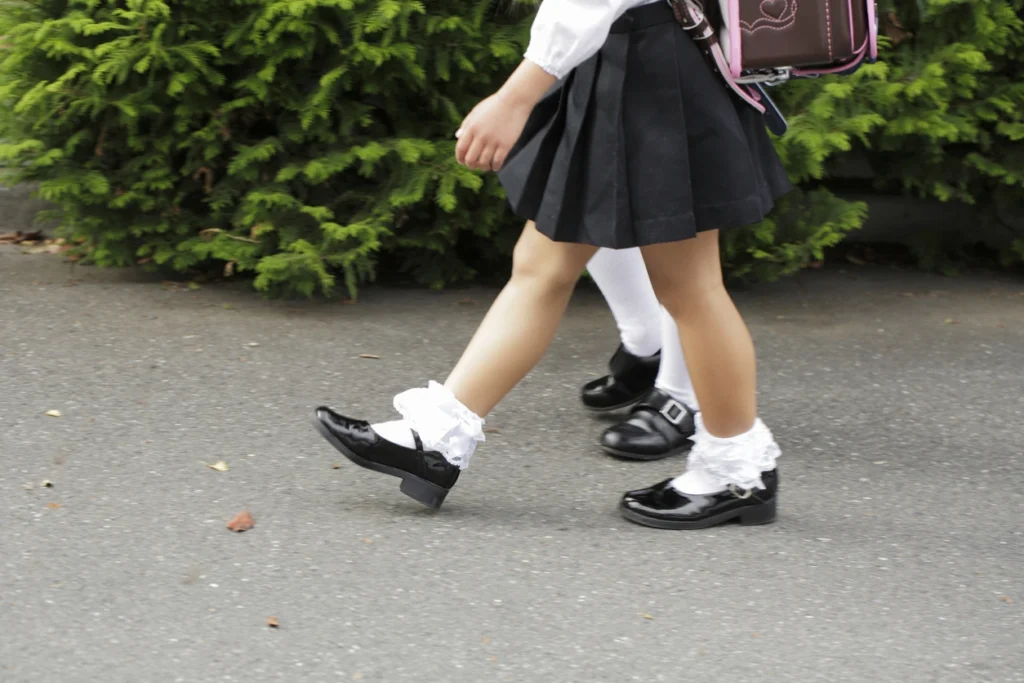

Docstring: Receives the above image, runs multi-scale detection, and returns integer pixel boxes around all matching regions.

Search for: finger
[464,136,487,170]
[491,147,508,172]
[455,129,473,166]
[477,145,496,172]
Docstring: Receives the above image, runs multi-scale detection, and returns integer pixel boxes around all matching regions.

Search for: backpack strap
[668,0,769,116]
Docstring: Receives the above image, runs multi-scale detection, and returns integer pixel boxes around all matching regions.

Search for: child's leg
[373,221,597,452]
[579,248,663,411]
[641,231,756,437]
[586,248,662,357]
[619,230,780,529]
[653,307,699,413]
[442,222,599,416]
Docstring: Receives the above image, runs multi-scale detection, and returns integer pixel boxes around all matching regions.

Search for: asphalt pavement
[2,246,1022,683]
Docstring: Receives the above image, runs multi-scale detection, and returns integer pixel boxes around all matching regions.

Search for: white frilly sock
[670,415,781,495]
[371,381,484,470]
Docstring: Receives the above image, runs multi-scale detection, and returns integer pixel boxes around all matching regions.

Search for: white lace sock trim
[670,415,781,494]
[393,381,485,470]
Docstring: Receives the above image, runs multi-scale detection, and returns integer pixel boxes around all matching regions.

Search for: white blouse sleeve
[524,0,641,79]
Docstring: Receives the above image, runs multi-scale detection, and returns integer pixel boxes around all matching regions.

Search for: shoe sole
[600,440,693,461]
[619,498,777,530]
[311,411,450,510]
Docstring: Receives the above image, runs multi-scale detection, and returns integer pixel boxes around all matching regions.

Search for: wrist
[498,59,558,108]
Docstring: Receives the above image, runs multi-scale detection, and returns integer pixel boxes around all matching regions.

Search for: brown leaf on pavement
[203,461,229,472]
[226,509,254,532]
[358,354,380,360]
[45,410,62,418]
[47,503,61,510]
[266,616,280,628]
[0,230,44,244]
[483,427,501,434]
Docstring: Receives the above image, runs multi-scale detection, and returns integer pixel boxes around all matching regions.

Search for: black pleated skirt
[498,2,793,248]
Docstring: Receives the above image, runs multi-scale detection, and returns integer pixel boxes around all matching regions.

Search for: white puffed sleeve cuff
[524,0,634,79]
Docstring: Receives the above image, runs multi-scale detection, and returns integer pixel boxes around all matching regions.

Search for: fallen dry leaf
[45,410,62,418]
[40,480,53,488]
[224,261,236,278]
[187,281,201,291]
[204,461,229,472]
[47,503,61,510]
[358,353,380,360]
[944,318,959,325]
[21,243,68,255]
[483,427,501,434]
[0,230,44,244]
[331,463,341,469]
[266,616,280,628]
[223,303,234,310]
[641,613,654,620]
[999,595,1013,604]
[226,509,254,532]
[247,342,260,347]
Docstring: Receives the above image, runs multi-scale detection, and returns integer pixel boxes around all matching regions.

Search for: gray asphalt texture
[1,247,1022,683]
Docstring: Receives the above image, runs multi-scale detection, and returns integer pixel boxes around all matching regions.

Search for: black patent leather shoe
[312,407,459,509]
[580,344,660,412]
[620,469,778,530]
[600,388,695,460]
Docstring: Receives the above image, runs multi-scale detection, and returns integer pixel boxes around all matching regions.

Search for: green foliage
[0,0,528,297]
[768,0,1024,270]
[1,0,1021,297]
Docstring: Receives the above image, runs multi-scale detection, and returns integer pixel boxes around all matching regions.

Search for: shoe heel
[399,477,450,510]
[739,498,776,526]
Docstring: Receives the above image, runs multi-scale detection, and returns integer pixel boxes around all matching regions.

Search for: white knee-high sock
[654,307,699,412]
[587,248,662,357]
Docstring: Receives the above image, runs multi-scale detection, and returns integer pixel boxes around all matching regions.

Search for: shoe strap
[410,429,424,451]
[635,389,691,427]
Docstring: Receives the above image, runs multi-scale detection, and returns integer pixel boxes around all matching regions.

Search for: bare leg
[640,231,756,437]
[444,221,598,416]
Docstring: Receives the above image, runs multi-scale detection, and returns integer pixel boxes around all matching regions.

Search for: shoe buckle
[727,484,754,500]
[659,399,688,426]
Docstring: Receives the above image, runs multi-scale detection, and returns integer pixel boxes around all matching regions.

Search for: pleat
[498,2,793,248]
[535,53,600,242]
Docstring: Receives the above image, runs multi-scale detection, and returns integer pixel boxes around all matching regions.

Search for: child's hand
[455,60,557,172]
[455,92,533,172]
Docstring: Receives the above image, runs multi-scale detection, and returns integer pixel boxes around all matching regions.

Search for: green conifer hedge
[1,1,1021,297]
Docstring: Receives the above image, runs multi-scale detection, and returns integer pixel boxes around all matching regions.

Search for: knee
[651,273,726,321]
[510,225,582,293]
